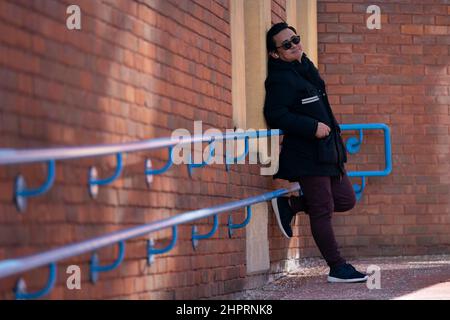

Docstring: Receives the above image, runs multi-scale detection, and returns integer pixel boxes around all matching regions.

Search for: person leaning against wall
[263,22,367,283]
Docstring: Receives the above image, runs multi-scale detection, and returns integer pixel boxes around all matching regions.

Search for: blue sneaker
[327,263,368,283]
[271,197,295,238]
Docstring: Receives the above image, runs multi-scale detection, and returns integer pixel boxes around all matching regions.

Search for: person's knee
[335,194,356,212]
[346,197,357,211]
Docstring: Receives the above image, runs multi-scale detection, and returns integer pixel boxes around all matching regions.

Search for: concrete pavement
[236,254,450,300]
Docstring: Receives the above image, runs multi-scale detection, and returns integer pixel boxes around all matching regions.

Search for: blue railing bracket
[147,226,177,265]
[14,175,27,213]
[228,205,252,238]
[145,159,154,186]
[340,123,392,200]
[88,167,99,199]
[187,139,216,177]
[345,129,363,154]
[14,263,57,300]
[14,160,56,213]
[88,153,123,198]
[144,146,174,187]
[225,136,249,172]
[90,241,125,283]
[191,214,219,250]
[353,176,366,201]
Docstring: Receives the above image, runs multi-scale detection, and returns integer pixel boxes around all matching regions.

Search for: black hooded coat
[263,53,347,180]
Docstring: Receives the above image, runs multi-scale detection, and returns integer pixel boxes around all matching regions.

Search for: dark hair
[266,22,297,54]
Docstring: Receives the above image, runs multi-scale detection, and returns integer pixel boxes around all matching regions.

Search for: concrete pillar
[230,0,272,274]
[286,0,318,66]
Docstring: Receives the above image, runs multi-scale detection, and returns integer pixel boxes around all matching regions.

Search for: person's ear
[269,51,279,59]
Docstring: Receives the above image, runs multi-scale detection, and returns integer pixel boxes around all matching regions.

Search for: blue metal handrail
[0,123,392,211]
[0,123,392,298]
[1,124,391,207]
[338,123,392,200]
[0,130,281,165]
[0,182,300,299]
[339,123,392,177]
[273,123,392,200]
[0,129,282,211]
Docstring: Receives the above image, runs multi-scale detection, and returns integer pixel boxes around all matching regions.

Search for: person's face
[271,28,303,62]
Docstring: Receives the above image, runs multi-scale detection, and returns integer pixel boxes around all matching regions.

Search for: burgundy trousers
[290,173,356,268]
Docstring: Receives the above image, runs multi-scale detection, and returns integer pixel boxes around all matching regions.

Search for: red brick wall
[0,0,273,299]
[315,0,450,258]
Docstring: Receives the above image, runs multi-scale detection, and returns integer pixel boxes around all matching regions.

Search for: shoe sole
[327,275,368,283]
[271,198,291,238]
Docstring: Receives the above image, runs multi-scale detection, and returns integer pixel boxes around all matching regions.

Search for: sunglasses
[276,35,301,50]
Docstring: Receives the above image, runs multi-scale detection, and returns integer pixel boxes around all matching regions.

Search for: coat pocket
[317,134,338,164]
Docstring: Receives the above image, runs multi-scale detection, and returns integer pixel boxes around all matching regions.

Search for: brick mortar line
[134,0,231,47]
[191,0,230,24]
[2,0,232,82]
[8,0,232,66]
[0,39,233,112]
[0,81,231,137]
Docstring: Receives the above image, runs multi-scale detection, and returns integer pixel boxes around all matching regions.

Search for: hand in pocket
[317,133,338,164]
[315,122,331,139]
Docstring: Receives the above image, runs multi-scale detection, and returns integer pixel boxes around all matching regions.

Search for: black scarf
[292,54,325,91]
